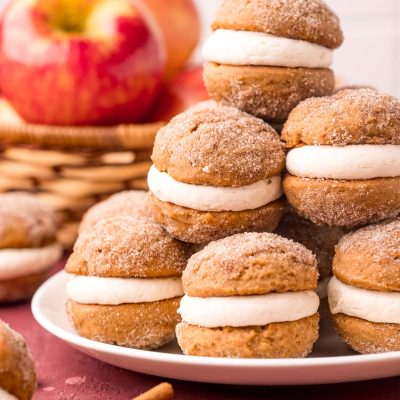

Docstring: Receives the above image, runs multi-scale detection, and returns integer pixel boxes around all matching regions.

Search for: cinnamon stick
[132,382,174,400]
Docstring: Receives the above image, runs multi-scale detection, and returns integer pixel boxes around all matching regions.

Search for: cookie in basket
[203,0,342,122]
[0,320,36,400]
[65,216,191,349]
[0,192,62,302]
[148,101,285,243]
[282,88,400,227]
[328,218,400,354]
[177,232,320,358]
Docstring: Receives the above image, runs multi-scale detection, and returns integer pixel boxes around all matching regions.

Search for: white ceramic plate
[32,271,400,386]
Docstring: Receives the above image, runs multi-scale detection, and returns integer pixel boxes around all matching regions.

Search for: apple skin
[150,65,209,122]
[0,0,166,126]
[142,0,200,79]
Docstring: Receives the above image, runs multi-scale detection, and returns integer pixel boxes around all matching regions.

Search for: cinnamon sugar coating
[79,190,152,232]
[150,194,284,244]
[204,63,334,122]
[283,175,400,227]
[177,314,319,358]
[66,298,181,350]
[183,232,318,297]
[0,192,58,249]
[276,208,344,279]
[333,314,400,354]
[333,219,400,292]
[0,270,51,303]
[65,216,190,278]
[282,89,400,147]
[151,101,285,187]
[0,320,36,400]
[213,0,343,49]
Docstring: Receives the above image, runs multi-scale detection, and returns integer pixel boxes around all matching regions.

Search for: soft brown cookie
[328,219,400,354]
[150,102,285,243]
[177,314,319,358]
[66,298,181,350]
[204,63,334,121]
[79,191,152,232]
[0,320,36,400]
[150,194,284,244]
[66,216,189,278]
[333,218,400,292]
[282,89,400,147]
[177,232,320,358]
[332,314,400,354]
[213,0,343,49]
[152,101,285,186]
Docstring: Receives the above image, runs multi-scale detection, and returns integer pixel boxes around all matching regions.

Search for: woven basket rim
[0,120,165,150]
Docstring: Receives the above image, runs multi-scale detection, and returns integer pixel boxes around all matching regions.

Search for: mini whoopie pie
[0,192,62,302]
[65,215,190,349]
[203,0,342,123]
[0,320,36,400]
[79,190,152,232]
[148,101,285,244]
[282,89,400,227]
[177,232,320,358]
[328,218,400,354]
[276,208,344,298]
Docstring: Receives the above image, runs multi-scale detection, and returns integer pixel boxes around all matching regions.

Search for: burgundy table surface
[1,263,399,400]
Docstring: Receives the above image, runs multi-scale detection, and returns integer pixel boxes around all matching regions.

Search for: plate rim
[32,271,400,369]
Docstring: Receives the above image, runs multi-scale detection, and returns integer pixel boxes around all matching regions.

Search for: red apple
[142,0,200,79]
[150,65,209,122]
[0,0,166,125]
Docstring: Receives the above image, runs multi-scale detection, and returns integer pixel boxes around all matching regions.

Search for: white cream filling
[179,291,319,328]
[203,29,333,68]
[328,276,400,324]
[0,388,18,400]
[147,165,282,212]
[0,243,62,280]
[286,145,400,180]
[66,274,183,305]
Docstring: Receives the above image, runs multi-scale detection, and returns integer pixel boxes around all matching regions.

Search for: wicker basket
[0,100,164,248]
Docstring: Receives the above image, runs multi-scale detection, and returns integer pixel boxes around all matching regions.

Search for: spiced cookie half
[177,232,320,358]
[328,218,400,353]
[283,89,400,227]
[203,0,342,121]
[149,101,285,243]
[0,320,36,400]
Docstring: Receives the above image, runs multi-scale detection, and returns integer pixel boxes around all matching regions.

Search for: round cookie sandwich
[0,320,36,400]
[148,101,285,244]
[0,192,62,302]
[276,208,344,298]
[328,218,400,354]
[65,215,190,349]
[282,88,400,227]
[203,0,342,123]
[177,232,320,358]
[79,190,152,232]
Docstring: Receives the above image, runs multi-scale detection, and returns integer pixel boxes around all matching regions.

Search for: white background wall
[194,0,400,98]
